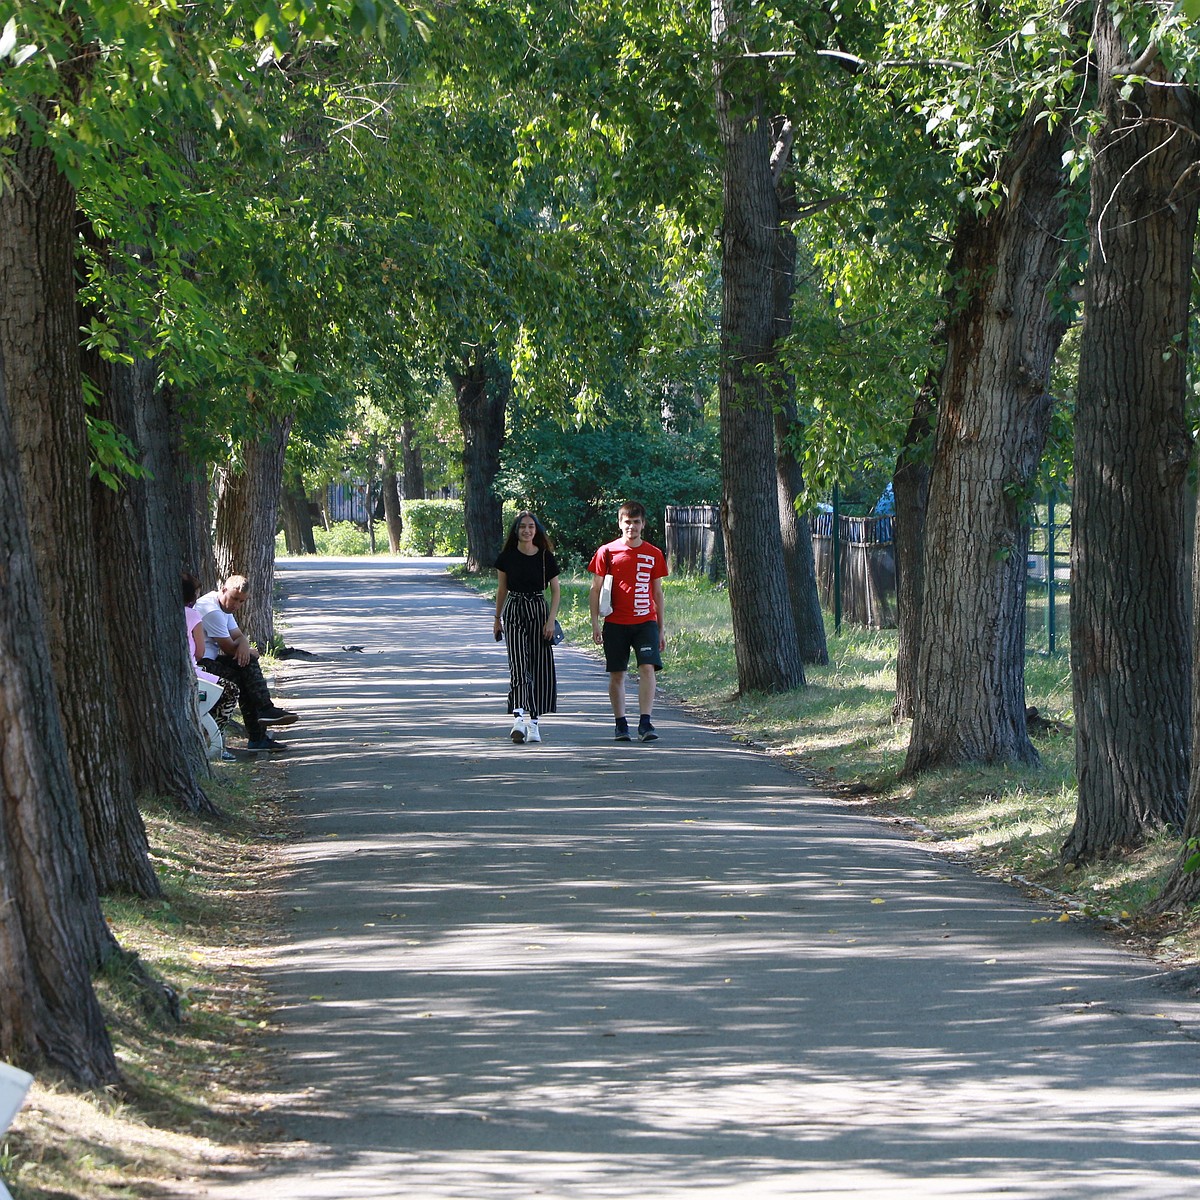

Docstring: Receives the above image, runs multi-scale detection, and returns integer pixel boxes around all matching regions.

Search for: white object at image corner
[0,1062,33,1200]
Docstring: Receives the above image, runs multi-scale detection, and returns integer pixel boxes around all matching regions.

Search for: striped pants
[502,591,557,717]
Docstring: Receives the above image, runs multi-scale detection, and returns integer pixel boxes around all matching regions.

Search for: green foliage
[1184,839,1200,875]
[314,521,372,555]
[497,418,719,559]
[398,500,468,556]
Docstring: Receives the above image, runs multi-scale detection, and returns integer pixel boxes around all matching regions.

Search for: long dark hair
[501,510,555,555]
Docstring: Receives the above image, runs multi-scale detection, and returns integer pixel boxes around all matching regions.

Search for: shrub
[399,500,467,556]
[497,421,720,559]
[314,521,372,556]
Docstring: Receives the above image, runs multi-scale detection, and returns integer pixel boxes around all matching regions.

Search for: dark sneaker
[247,737,288,752]
[615,720,632,742]
[638,720,659,742]
[258,706,298,726]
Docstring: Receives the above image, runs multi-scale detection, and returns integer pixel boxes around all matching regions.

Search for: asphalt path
[200,558,1200,1200]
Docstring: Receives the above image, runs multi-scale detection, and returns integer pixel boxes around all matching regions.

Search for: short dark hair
[618,500,646,521]
[181,571,200,605]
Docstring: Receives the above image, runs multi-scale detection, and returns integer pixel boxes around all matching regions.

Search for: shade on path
[200,559,1200,1200]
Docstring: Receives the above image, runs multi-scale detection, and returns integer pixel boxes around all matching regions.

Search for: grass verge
[3,762,292,1200]
[476,567,1200,966]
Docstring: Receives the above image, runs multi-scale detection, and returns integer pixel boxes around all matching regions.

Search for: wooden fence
[809,512,896,629]
[664,504,725,582]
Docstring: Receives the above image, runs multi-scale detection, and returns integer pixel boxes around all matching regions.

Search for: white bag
[599,573,614,617]
[598,549,614,617]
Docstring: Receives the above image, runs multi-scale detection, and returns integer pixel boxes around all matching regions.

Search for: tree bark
[772,153,828,666]
[171,391,218,592]
[712,2,805,693]
[89,354,214,816]
[381,449,404,553]
[0,116,160,896]
[280,472,317,555]
[451,347,507,573]
[891,368,937,721]
[1154,492,1200,911]
[0,339,121,1087]
[401,420,425,500]
[1064,9,1199,863]
[213,411,295,649]
[904,100,1072,774]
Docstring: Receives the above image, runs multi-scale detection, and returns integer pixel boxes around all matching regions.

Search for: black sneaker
[259,706,298,726]
[614,719,632,742]
[247,737,288,752]
[638,720,659,742]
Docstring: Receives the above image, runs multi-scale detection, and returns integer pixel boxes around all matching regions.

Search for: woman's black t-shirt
[494,547,560,593]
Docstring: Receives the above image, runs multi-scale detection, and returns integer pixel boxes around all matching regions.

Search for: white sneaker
[526,719,541,743]
[510,711,527,743]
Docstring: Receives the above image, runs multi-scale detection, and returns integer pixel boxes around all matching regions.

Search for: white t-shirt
[194,591,239,661]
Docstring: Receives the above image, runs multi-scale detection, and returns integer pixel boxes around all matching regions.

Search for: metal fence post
[1046,496,1056,655]
[833,483,842,635]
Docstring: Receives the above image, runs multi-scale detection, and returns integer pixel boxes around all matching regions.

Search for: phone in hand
[495,629,502,641]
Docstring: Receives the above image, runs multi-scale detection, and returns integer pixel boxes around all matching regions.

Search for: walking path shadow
[200,559,1200,1200]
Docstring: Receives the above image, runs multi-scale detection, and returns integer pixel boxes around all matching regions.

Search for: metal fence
[1026,502,1070,655]
[666,501,1070,648]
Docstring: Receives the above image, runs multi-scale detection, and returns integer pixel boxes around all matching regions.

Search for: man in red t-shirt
[588,500,669,741]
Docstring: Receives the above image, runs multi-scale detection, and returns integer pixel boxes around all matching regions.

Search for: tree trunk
[1064,10,1199,863]
[451,348,507,573]
[771,150,828,666]
[891,369,937,721]
[0,339,121,1087]
[214,412,295,649]
[712,3,805,693]
[89,354,214,816]
[280,472,317,555]
[171,390,217,592]
[1154,488,1200,911]
[775,405,828,666]
[904,101,1072,774]
[401,420,425,499]
[0,118,160,897]
[381,449,404,553]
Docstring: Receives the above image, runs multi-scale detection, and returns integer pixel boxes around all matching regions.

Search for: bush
[314,521,372,556]
[497,421,719,559]
[398,500,468,556]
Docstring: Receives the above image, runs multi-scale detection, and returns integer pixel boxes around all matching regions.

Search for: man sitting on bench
[195,574,297,752]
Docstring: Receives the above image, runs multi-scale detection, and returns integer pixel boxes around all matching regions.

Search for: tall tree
[214,411,296,648]
[772,161,827,666]
[1,68,160,896]
[711,0,805,693]
[1064,2,1199,862]
[0,346,121,1087]
[904,87,1076,773]
[450,346,509,573]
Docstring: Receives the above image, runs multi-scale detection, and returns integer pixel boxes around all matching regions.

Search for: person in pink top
[183,572,238,758]
[587,500,668,742]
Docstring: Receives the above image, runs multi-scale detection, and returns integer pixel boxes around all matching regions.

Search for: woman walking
[493,511,560,743]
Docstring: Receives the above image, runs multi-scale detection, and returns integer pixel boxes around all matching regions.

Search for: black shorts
[602,620,662,673]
